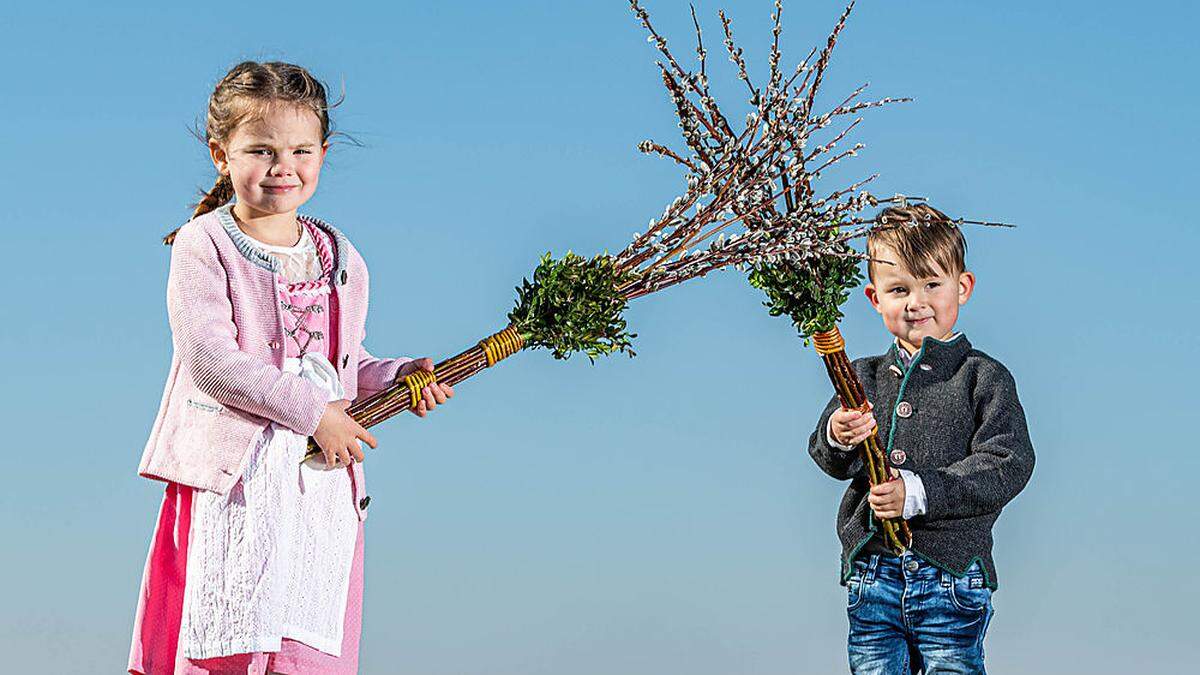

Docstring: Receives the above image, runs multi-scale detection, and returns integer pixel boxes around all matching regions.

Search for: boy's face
[864,244,975,354]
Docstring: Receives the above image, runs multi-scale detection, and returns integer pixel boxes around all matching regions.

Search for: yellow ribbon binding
[479,326,525,367]
[403,369,438,409]
[811,327,846,355]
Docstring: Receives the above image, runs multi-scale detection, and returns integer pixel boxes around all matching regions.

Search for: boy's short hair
[867,204,967,283]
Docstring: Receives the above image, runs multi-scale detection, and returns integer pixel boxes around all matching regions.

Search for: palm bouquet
[306,0,908,462]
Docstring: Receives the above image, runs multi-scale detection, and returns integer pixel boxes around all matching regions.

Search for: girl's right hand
[313,400,378,468]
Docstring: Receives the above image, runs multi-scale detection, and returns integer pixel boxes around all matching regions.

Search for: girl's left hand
[397,358,455,417]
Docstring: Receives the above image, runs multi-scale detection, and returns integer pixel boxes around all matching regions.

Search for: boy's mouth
[907,317,932,326]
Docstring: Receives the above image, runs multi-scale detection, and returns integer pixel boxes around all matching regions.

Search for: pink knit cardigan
[137,207,409,505]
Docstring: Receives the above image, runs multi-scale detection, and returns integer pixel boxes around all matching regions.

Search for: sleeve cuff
[899,469,927,520]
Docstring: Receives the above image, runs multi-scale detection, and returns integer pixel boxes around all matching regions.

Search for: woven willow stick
[811,326,911,555]
[303,326,525,464]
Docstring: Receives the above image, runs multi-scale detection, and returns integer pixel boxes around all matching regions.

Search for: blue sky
[3,1,1197,672]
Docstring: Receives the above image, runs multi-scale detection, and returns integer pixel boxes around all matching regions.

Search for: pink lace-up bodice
[256,221,338,360]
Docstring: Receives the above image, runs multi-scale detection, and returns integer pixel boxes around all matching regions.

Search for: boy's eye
[927,282,941,289]
[295,149,312,154]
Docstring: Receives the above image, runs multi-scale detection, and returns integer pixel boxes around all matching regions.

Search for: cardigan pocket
[185,397,226,414]
[177,396,227,452]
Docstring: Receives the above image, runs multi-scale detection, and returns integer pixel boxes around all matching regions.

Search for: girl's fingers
[429,384,447,405]
[349,441,365,463]
[415,400,427,417]
[441,383,454,398]
[356,425,378,449]
[422,386,438,410]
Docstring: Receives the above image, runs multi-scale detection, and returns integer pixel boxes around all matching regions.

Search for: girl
[128,61,454,674]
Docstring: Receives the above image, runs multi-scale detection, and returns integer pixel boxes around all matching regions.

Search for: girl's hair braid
[163,61,337,245]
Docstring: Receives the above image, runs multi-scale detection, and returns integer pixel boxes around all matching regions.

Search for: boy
[808,203,1034,674]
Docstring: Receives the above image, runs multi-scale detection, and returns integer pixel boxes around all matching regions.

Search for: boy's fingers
[350,441,365,463]
[418,357,434,372]
[441,383,454,398]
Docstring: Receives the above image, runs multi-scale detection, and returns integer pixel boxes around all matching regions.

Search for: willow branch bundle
[306,0,907,463]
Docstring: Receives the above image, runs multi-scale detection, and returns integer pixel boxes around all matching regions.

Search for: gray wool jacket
[808,333,1034,590]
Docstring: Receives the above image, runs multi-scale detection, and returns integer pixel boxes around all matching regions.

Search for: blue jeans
[846,552,994,674]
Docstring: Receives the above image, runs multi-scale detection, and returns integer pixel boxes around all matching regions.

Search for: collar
[214,203,350,281]
[890,332,971,374]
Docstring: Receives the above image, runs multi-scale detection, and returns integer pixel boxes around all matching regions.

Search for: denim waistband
[855,552,977,586]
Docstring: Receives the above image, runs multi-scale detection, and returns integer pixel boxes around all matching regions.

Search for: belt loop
[864,554,880,585]
[940,568,951,588]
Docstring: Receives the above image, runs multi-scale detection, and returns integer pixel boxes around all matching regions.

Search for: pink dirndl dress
[129,220,365,675]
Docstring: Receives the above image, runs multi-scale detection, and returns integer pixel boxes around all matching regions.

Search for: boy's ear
[957,271,976,306]
[864,283,883,313]
[209,139,229,176]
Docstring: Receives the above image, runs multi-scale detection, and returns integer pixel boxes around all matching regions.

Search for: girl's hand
[831,403,875,446]
[313,400,377,468]
[397,358,455,417]
[867,474,906,520]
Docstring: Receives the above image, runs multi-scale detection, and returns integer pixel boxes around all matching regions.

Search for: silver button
[896,401,913,418]
[904,559,919,572]
[267,339,281,350]
[340,270,349,285]
[889,365,904,378]
[889,449,907,465]
[919,364,932,371]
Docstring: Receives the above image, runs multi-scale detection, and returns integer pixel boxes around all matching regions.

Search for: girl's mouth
[262,185,297,194]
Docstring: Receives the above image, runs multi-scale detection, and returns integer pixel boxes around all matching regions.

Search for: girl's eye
[249,149,272,156]
[890,287,905,294]
[295,149,312,155]
[927,282,941,289]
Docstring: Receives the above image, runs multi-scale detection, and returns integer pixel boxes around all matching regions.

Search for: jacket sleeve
[355,342,411,402]
[917,363,1035,520]
[168,226,328,436]
[808,392,864,480]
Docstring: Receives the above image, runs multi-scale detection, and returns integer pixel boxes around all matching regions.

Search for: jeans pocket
[847,561,868,611]
[948,565,991,612]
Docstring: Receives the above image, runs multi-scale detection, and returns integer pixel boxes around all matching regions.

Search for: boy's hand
[868,474,906,520]
[398,358,455,417]
[314,400,378,468]
[831,403,876,446]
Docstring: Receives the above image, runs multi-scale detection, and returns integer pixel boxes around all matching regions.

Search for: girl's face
[210,104,327,220]
[864,243,975,354]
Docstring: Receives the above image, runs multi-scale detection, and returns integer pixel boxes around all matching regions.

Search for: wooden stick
[812,326,911,555]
